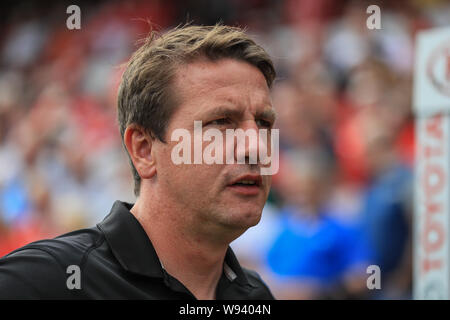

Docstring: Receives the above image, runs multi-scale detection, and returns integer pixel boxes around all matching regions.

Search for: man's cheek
[264,176,272,190]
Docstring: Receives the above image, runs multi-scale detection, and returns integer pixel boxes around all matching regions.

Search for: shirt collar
[97,201,250,286]
[97,201,164,278]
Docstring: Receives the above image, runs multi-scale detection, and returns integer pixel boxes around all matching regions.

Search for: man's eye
[209,118,230,126]
[256,119,272,128]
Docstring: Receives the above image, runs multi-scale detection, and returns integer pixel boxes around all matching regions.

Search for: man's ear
[123,125,157,180]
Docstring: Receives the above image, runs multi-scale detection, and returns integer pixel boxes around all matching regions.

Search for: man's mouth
[227,175,262,195]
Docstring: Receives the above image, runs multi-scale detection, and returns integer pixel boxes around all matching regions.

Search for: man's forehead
[172,59,272,115]
[207,88,272,107]
[174,58,270,96]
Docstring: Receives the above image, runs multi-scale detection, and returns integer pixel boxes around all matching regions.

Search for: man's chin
[225,207,263,229]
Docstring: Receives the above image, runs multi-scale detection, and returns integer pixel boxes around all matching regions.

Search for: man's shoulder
[241,267,275,300]
[5,226,104,265]
[0,226,104,299]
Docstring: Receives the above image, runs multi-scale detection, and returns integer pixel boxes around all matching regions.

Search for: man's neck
[130,195,229,300]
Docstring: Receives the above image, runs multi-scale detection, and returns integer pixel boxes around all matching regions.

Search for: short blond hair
[117,24,276,196]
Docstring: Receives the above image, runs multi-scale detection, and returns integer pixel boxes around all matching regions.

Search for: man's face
[152,58,274,236]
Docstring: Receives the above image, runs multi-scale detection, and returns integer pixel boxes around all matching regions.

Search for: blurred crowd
[0,0,449,299]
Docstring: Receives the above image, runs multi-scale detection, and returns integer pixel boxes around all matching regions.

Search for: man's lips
[227,174,262,196]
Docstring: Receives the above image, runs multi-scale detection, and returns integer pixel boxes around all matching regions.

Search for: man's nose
[234,120,264,165]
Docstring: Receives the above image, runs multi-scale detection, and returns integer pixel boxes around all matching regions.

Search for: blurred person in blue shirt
[266,150,372,299]
[359,128,413,299]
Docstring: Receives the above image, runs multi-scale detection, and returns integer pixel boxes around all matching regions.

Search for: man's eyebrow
[256,107,277,123]
[202,105,277,122]
[203,106,245,119]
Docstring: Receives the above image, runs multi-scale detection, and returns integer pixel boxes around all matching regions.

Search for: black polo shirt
[0,201,274,300]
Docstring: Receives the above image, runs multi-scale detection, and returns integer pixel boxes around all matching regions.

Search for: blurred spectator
[265,150,371,299]
[359,125,413,299]
[231,202,282,273]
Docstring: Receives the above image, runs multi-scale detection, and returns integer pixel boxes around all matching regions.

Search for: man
[0,24,277,299]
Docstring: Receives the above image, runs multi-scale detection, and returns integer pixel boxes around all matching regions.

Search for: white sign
[414,113,450,299]
[414,27,450,117]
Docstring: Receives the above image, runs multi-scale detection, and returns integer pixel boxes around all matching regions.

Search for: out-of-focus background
[0,0,449,299]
